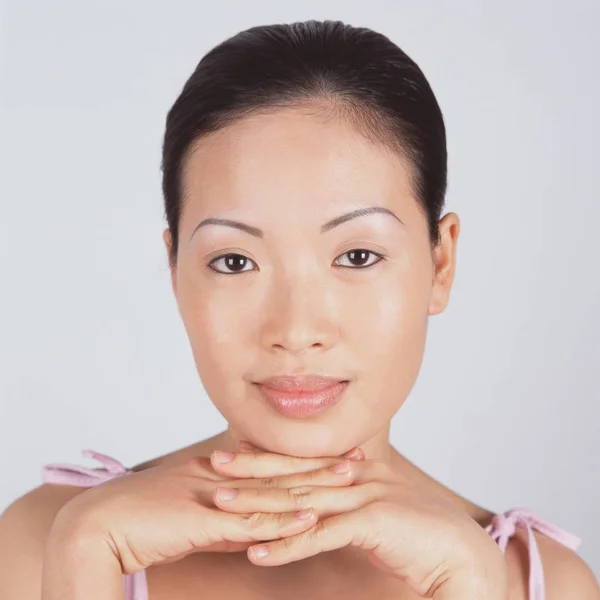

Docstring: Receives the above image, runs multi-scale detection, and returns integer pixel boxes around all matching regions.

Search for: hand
[48,446,362,575]
[212,442,509,600]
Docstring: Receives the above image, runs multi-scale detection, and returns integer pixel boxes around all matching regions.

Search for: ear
[428,212,460,316]
[162,228,177,297]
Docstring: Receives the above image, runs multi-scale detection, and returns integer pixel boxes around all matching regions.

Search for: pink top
[41,449,582,600]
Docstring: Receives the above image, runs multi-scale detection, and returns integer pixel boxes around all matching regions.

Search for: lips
[253,374,350,418]
[255,374,348,392]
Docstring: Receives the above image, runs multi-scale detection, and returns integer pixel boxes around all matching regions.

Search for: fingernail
[212,450,236,463]
[216,487,239,501]
[250,544,269,559]
[343,447,363,460]
[295,508,314,520]
[330,459,350,474]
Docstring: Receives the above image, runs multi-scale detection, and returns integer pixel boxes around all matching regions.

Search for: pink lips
[254,375,350,418]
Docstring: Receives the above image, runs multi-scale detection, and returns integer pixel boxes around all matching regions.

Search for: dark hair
[161,19,447,268]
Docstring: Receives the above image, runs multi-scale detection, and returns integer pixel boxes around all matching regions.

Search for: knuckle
[281,532,297,551]
[287,486,312,510]
[244,511,269,529]
[309,519,328,543]
[275,511,289,528]
[245,511,288,532]
[259,476,280,489]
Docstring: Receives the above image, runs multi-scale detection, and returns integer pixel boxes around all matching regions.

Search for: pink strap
[485,507,581,600]
[122,570,149,600]
[42,450,149,600]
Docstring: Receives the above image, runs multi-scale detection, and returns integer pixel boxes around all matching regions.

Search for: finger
[342,447,365,461]
[226,458,388,491]
[213,481,385,518]
[238,440,364,461]
[223,459,359,490]
[210,449,349,478]
[245,508,369,565]
[212,506,318,545]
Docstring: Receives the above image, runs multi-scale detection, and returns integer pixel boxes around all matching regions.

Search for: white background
[1,0,598,577]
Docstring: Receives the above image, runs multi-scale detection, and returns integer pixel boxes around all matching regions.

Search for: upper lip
[255,374,349,391]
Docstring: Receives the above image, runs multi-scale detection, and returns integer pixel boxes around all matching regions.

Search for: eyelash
[208,249,387,275]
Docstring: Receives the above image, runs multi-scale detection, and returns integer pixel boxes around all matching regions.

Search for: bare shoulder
[504,526,600,600]
[537,530,600,600]
[0,483,87,597]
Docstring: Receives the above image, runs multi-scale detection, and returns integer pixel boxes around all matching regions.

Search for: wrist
[42,506,124,600]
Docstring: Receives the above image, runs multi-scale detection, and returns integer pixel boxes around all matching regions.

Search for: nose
[259,279,340,356]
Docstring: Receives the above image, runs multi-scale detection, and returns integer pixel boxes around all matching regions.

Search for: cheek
[176,250,432,413]
[371,292,429,374]
[178,282,251,387]
[349,264,431,391]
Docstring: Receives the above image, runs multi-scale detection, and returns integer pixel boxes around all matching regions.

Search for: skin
[2,103,599,600]
[163,104,459,461]
[154,103,495,595]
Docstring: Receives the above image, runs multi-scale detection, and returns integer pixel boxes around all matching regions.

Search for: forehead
[181,106,414,217]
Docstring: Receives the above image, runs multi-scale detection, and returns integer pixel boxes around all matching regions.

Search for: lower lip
[255,381,350,418]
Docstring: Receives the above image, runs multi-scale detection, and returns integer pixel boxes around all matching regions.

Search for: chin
[240,419,356,458]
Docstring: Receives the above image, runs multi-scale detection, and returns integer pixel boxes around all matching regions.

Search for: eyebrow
[189,206,403,240]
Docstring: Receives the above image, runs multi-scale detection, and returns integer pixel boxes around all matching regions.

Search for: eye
[334,249,386,269]
[208,249,386,275]
[208,253,257,275]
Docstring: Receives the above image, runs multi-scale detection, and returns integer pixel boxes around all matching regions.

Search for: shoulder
[504,526,600,600]
[0,483,87,597]
[537,530,600,600]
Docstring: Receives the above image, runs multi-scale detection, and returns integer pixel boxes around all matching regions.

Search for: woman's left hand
[210,441,509,600]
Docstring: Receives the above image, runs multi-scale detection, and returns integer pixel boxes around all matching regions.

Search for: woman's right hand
[46,449,360,575]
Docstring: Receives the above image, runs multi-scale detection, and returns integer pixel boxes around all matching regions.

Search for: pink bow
[42,449,130,487]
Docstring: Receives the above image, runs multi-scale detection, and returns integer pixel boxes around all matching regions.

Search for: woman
[1,19,598,600]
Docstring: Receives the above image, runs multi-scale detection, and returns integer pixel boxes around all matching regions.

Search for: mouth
[252,375,350,418]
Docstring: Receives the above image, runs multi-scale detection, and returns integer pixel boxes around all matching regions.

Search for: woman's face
[164,107,458,457]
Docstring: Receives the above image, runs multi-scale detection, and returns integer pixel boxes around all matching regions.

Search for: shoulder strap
[486,507,581,600]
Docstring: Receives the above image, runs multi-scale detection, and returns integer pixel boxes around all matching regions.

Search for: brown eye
[208,253,257,274]
[334,249,385,269]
